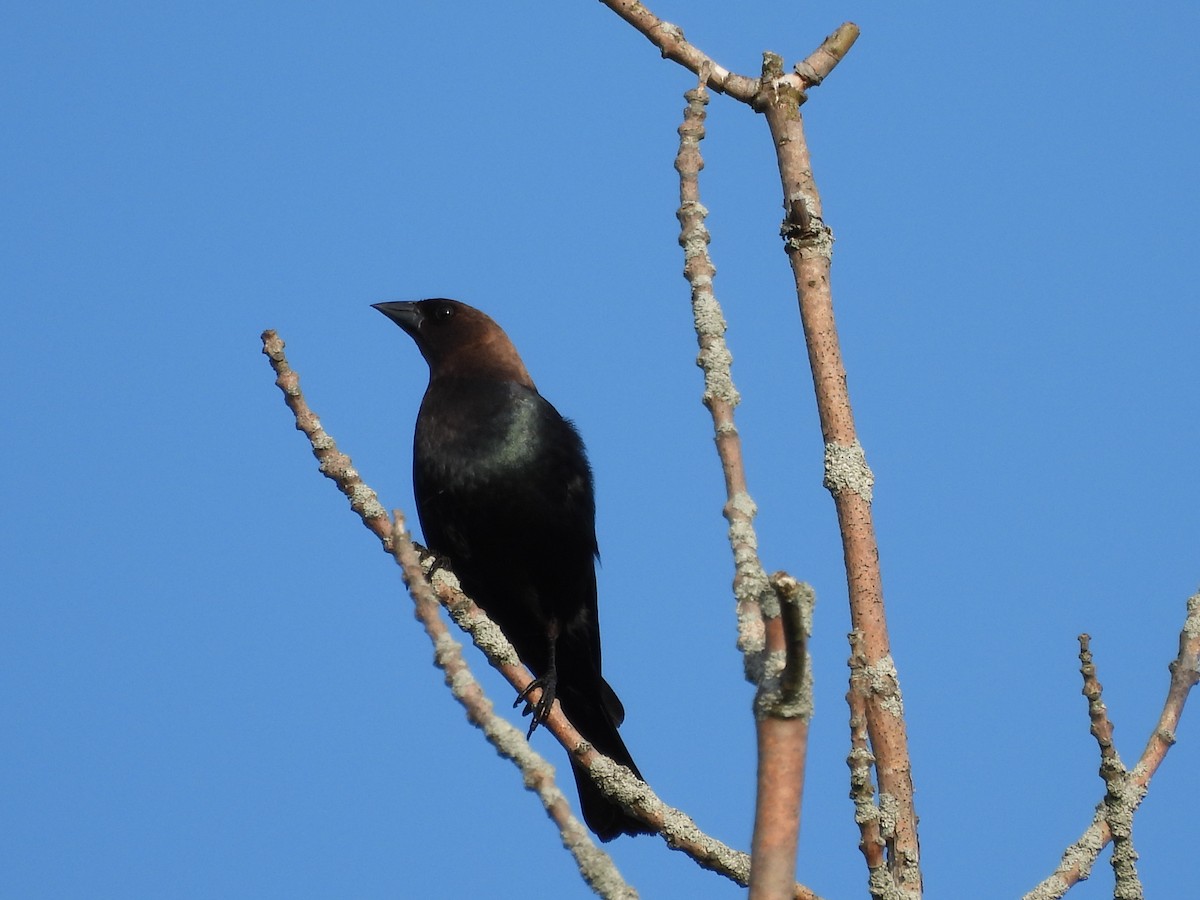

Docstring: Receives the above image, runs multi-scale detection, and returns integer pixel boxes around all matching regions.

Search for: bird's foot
[514,673,557,738]
[414,544,453,579]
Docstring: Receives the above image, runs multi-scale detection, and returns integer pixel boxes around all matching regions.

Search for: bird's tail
[561,682,654,842]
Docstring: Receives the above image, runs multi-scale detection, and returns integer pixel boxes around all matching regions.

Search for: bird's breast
[415,388,544,482]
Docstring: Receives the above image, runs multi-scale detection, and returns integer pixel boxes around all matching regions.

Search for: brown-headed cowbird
[373,298,650,842]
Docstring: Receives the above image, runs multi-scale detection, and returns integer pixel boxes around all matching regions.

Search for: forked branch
[1024,594,1200,898]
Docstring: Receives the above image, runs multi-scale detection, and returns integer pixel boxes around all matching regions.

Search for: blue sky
[4,2,1198,898]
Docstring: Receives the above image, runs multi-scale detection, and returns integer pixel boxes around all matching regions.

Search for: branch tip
[795,23,860,88]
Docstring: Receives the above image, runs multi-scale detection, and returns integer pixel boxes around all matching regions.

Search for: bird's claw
[515,675,557,738]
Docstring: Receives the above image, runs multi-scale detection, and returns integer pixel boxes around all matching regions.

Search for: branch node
[780,198,834,260]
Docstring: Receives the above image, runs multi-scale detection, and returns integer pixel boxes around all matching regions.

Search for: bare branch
[793,23,860,89]
[1137,589,1200,779]
[674,74,771,677]
[1078,635,1144,897]
[598,0,759,101]
[261,329,392,546]
[847,631,889,898]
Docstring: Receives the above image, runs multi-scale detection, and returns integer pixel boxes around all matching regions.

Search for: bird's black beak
[372,301,422,334]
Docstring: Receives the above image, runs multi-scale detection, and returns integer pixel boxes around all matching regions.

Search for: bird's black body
[374,298,649,841]
[413,376,604,682]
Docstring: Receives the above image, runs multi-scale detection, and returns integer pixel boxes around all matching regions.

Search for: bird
[373,297,651,842]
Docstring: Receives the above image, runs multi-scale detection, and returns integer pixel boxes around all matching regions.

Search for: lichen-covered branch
[598,0,759,101]
[847,631,890,898]
[674,74,773,678]
[261,329,393,546]
[1078,635,1144,896]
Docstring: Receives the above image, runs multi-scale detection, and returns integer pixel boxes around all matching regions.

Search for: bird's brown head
[372,298,535,388]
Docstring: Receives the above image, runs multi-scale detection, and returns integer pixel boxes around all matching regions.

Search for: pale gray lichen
[736,606,766,656]
[446,666,476,700]
[877,791,899,837]
[350,484,386,520]
[1182,591,1200,637]
[823,439,874,502]
[725,491,757,520]
[864,654,904,718]
[691,292,726,335]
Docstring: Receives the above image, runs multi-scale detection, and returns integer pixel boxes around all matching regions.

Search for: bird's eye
[432,303,456,323]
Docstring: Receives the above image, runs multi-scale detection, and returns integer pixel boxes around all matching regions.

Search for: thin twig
[599,0,759,101]
[261,329,392,545]
[674,71,771,678]
[1079,635,1144,897]
[847,631,889,899]
[793,23,861,90]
